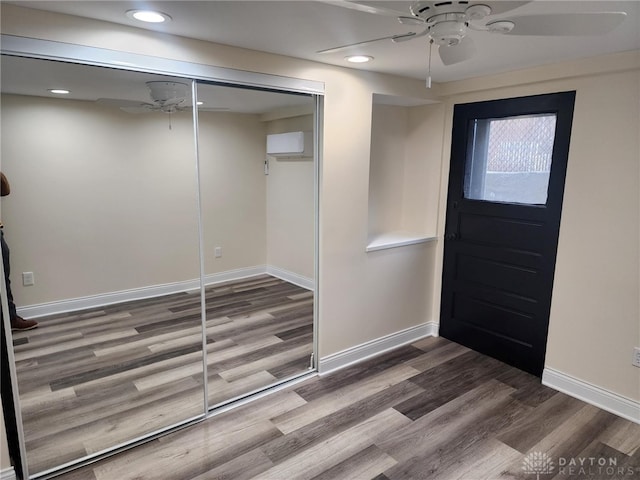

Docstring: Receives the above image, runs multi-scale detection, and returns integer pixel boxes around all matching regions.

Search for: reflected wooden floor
[12,275,313,475]
[56,337,640,480]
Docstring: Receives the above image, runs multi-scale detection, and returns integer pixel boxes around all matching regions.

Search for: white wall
[368,104,408,236]
[1,95,201,305]
[0,94,268,306]
[405,103,446,237]
[368,102,445,238]
[265,114,315,280]
[197,111,268,275]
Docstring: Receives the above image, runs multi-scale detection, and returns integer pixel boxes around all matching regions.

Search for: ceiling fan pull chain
[426,38,433,89]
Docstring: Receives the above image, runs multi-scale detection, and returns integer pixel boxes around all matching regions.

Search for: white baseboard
[18,264,313,319]
[18,276,201,319]
[266,265,314,290]
[318,322,438,376]
[204,266,267,288]
[0,467,16,480]
[542,367,640,424]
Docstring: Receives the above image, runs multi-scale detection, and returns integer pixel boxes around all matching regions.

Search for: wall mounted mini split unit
[266,131,313,159]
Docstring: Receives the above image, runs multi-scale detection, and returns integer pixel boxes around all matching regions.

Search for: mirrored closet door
[195,82,316,408]
[1,50,319,479]
[1,56,205,476]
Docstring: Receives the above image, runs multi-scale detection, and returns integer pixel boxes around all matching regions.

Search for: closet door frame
[0,34,323,479]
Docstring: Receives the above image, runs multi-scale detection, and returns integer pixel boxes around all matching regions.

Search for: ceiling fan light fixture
[146,81,189,104]
[429,20,467,46]
[126,9,171,24]
[346,55,374,63]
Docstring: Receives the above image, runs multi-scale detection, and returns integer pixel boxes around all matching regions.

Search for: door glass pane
[464,114,557,204]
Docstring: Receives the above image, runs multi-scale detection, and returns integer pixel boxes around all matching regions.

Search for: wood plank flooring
[11,275,313,475]
[55,336,639,480]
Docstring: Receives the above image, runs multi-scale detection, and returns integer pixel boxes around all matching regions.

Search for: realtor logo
[523,451,555,479]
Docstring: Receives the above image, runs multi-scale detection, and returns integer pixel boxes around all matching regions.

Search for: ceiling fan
[319,1,627,84]
[97,81,229,114]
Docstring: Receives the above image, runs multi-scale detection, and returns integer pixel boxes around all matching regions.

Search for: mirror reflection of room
[1,57,205,475]
[1,56,316,476]
[196,82,315,407]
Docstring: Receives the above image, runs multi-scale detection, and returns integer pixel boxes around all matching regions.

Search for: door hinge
[264,157,269,175]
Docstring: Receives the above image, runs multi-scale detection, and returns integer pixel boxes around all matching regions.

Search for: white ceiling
[6,0,640,83]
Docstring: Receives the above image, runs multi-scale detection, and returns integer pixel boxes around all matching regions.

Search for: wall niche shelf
[367,93,444,252]
[366,232,437,252]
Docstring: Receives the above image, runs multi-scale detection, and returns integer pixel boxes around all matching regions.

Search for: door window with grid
[464,114,557,205]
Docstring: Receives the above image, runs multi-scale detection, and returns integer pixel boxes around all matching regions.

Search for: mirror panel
[195,82,315,407]
[1,56,205,475]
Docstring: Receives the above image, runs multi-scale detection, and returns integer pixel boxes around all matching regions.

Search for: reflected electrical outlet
[22,271,34,286]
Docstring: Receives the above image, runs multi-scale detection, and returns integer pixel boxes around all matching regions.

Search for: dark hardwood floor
[12,275,313,475]
[54,336,640,480]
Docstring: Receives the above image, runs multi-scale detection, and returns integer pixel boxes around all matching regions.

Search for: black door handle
[445,233,457,241]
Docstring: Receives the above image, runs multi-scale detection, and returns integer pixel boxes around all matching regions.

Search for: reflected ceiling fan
[319,1,627,85]
[97,81,229,114]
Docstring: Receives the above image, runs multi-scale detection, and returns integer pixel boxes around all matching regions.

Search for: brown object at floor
[11,316,38,331]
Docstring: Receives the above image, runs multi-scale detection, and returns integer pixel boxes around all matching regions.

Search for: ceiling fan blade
[120,106,157,114]
[398,16,424,26]
[317,33,411,54]
[486,1,532,16]
[96,98,150,108]
[321,0,411,18]
[438,36,477,66]
[392,29,428,43]
[500,12,627,36]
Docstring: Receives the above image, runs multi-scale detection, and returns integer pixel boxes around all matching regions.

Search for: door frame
[440,91,576,376]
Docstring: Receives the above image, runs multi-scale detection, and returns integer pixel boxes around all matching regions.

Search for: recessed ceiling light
[126,9,171,23]
[48,89,70,95]
[346,55,373,63]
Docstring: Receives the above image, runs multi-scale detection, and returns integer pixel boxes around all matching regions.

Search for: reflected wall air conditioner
[266,131,313,159]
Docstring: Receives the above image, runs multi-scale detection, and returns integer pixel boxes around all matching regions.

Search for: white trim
[19,278,200,319]
[0,35,324,95]
[0,468,16,480]
[17,265,316,319]
[0,243,29,477]
[542,367,640,424]
[366,232,437,252]
[203,266,268,288]
[266,265,314,290]
[318,322,438,376]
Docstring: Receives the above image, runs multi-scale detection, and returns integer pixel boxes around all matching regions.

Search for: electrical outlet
[214,247,222,258]
[633,347,640,368]
[22,272,34,286]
